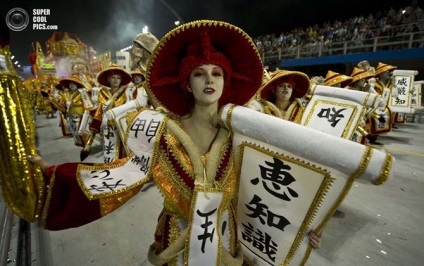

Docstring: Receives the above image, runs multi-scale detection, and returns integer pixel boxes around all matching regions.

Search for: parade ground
[30,113,424,266]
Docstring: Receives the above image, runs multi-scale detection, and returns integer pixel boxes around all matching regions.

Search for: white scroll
[106,98,148,150]
[301,85,381,139]
[78,110,166,199]
[220,105,394,265]
[78,88,94,110]
[411,81,423,110]
[186,190,225,265]
[389,69,418,113]
[90,86,101,108]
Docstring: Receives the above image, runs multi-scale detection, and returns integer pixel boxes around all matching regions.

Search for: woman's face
[108,74,122,88]
[69,82,78,91]
[275,82,293,101]
[133,75,143,84]
[188,64,224,106]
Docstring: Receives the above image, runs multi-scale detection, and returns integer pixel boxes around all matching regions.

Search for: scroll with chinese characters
[301,85,381,140]
[220,105,394,265]
[77,109,165,199]
[389,69,418,113]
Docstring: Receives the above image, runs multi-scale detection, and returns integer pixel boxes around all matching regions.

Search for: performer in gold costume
[374,62,401,127]
[51,77,94,146]
[81,65,132,162]
[26,21,322,265]
[256,70,310,123]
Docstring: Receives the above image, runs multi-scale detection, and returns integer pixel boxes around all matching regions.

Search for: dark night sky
[0,0,415,67]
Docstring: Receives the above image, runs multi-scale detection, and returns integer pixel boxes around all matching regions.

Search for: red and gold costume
[87,66,132,162]
[37,20,264,265]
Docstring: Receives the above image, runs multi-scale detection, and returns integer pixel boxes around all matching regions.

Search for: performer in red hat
[27,20,321,265]
[81,65,132,162]
[257,70,310,123]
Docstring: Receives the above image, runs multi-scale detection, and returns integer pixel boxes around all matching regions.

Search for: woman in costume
[51,77,93,146]
[28,20,320,265]
[256,70,310,123]
[80,65,132,162]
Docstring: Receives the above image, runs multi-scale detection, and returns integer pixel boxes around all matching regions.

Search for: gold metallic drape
[0,46,45,222]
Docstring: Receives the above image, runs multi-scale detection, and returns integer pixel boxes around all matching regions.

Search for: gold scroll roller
[0,46,45,222]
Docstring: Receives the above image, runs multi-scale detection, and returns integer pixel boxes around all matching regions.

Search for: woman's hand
[308,231,321,249]
[27,155,49,173]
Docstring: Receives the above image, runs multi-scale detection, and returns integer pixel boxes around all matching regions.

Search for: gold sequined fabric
[0,46,45,221]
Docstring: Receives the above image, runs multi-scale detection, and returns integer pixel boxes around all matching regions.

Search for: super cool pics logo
[6,8,58,31]
[6,8,30,31]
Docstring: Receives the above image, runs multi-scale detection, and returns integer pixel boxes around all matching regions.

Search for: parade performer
[53,77,94,146]
[25,20,322,265]
[256,70,310,123]
[125,69,148,103]
[374,62,401,128]
[358,61,393,145]
[323,70,353,88]
[23,21,394,265]
[80,65,132,162]
[130,32,159,72]
[71,62,95,90]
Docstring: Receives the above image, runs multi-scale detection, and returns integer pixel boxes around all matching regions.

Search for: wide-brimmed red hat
[59,77,85,89]
[146,20,263,117]
[97,65,132,87]
[324,70,353,88]
[375,62,397,76]
[259,70,310,101]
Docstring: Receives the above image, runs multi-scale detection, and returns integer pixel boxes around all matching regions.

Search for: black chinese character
[396,77,407,87]
[241,222,278,262]
[130,118,146,138]
[90,170,112,180]
[146,120,160,143]
[394,97,406,105]
[196,208,217,253]
[104,141,115,155]
[397,87,406,96]
[251,158,298,201]
[89,179,126,192]
[131,155,150,174]
[245,195,291,232]
[317,107,347,127]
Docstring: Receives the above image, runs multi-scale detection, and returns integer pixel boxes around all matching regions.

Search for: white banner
[389,70,418,113]
[78,110,166,199]
[220,105,394,265]
[187,190,225,265]
[301,85,380,139]
[237,144,331,265]
[411,81,423,109]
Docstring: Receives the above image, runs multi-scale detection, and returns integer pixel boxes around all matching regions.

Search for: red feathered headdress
[146,20,263,117]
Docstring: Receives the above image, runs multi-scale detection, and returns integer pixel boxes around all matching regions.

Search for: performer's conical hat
[259,70,310,101]
[324,70,353,88]
[146,20,263,117]
[59,76,85,89]
[350,67,374,84]
[375,62,397,76]
[97,65,132,87]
